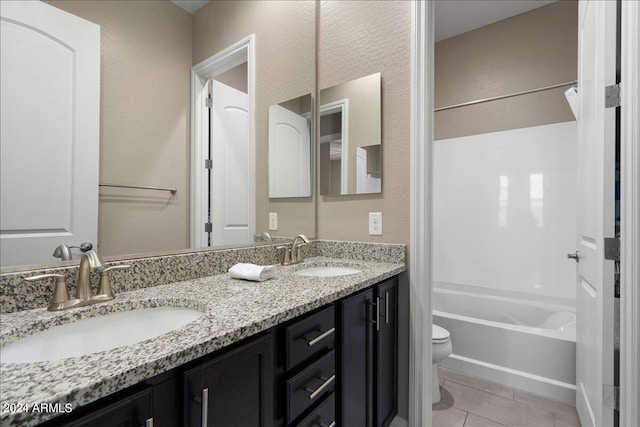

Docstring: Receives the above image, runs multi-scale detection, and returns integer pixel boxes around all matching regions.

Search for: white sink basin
[0,307,203,364]
[295,266,361,277]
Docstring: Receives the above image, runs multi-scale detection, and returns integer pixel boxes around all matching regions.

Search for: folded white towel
[228,263,276,282]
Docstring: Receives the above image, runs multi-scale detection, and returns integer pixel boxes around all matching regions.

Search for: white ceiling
[435,0,558,42]
[169,0,209,15]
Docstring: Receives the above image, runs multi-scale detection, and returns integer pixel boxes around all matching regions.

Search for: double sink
[0,262,362,364]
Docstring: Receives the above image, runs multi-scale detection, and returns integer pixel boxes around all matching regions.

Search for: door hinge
[603,384,619,411]
[204,159,213,169]
[205,96,213,108]
[604,237,619,261]
[204,222,212,233]
[605,84,620,108]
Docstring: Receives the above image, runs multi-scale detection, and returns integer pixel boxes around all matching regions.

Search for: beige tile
[552,409,581,427]
[432,405,468,427]
[443,380,555,427]
[433,382,456,411]
[464,413,507,427]
[438,367,515,400]
[514,390,580,427]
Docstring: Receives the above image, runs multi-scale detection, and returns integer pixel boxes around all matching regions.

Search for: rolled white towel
[228,263,276,282]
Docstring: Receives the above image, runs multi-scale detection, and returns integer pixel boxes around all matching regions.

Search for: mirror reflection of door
[268,93,312,198]
[0,1,99,267]
[319,105,348,195]
[319,72,382,196]
[208,62,252,246]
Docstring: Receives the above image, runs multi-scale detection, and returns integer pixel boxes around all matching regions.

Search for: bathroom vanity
[0,243,405,427]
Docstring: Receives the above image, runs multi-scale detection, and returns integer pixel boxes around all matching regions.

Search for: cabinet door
[375,277,398,427]
[66,388,152,427]
[339,288,373,427]
[184,333,273,427]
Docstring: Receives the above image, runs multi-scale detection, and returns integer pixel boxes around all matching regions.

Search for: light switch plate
[369,212,382,235]
[269,212,278,231]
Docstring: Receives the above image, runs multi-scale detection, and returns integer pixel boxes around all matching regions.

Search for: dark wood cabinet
[276,305,336,426]
[35,274,399,427]
[183,333,273,427]
[294,392,336,427]
[339,288,374,427]
[339,277,398,427]
[65,388,153,427]
[375,277,399,427]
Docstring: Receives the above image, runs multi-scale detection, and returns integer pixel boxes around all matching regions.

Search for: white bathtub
[433,285,577,404]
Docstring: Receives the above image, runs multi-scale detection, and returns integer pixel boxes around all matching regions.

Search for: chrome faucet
[291,234,310,264]
[25,250,130,311]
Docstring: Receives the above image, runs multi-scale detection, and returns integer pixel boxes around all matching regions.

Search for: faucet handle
[25,274,72,311]
[96,265,130,299]
[276,245,292,266]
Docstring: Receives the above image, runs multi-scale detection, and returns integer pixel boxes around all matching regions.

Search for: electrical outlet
[269,212,278,231]
[369,212,382,235]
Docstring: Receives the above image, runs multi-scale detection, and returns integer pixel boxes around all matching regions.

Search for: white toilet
[432,324,452,403]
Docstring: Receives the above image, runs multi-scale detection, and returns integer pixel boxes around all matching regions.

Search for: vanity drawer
[294,391,336,427]
[286,349,335,423]
[286,305,335,369]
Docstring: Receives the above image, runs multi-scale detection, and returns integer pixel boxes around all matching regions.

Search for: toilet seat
[432,324,450,343]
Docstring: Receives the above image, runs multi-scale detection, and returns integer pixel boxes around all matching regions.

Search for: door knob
[567,251,580,262]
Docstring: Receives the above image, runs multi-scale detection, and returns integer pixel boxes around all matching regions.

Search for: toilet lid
[432,324,450,342]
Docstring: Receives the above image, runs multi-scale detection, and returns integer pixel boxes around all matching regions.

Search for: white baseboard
[441,354,576,405]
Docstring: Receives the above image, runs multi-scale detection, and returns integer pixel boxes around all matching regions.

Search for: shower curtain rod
[434,80,577,112]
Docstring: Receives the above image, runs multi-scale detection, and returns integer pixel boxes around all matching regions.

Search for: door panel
[0,1,99,267]
[576,1,616,426]
[210,79,252,246]
[268,104,311,198]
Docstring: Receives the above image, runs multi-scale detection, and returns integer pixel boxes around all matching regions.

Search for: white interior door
[0,1,100,267]
[268,104,311,198]
[210,79,252,246]
[575,0,617,425]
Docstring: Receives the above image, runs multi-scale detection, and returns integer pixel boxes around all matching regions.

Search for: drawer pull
[305,374,336,400]
[305,327,336,347]
[386,291,390,324]
[145,418,154,427]
[318,422,336,427]
[368,298,380,331]
[201,388,209,427]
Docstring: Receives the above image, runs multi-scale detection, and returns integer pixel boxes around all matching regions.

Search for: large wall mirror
[319,72,382,196]
[0,0,316,269]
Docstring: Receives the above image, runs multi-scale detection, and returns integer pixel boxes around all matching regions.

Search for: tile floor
[433,367,581,427]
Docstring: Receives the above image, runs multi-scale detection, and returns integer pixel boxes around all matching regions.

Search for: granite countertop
[0,256,405,427]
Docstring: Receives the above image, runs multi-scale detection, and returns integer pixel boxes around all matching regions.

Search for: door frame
[409,1,640,426]
[190,35,255,248]
[619,1,640,426]
[319,99,349,195]
[408,1,434,425]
